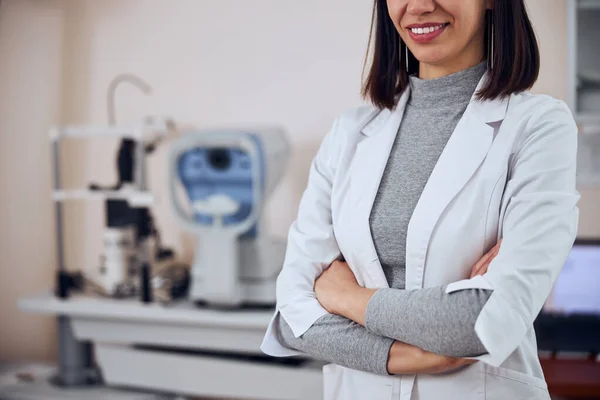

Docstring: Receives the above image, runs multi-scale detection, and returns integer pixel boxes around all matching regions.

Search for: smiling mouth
[408,23,449,35]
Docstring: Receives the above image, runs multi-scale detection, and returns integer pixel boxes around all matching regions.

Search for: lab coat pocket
[322,364,393,400]
[484,364,550,400]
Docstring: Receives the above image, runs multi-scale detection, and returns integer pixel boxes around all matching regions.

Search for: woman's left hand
[315,260,360,315]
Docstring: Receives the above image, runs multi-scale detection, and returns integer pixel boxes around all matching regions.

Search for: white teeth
[411,24,445,35]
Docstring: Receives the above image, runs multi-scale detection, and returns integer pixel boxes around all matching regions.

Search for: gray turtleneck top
[276,62,492,376]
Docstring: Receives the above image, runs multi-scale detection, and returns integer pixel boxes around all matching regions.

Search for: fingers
[470,250,495,278]
[476,240,501,276]
[471,253,497,278]
[427,355,473,374]
[470,240,502,278]
[470,251,492,275]
[470,246,495,278]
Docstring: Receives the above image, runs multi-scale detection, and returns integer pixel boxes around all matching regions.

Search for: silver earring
[405,44,409,72]
[487,10,495,70]
[491,20,495,67]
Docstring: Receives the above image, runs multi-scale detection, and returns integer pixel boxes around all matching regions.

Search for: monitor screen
[543,239,600,316]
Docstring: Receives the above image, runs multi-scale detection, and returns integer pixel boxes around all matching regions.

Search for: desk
[542,358,600,399]
[18,293,324,400]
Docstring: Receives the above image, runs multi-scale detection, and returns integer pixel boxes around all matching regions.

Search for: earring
[487,10,495,70]
[405,43,409,72]
[490,19,495,68]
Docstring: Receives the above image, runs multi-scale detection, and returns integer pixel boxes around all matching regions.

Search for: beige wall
[526,0,600,237]
[1,0,596,362]
[0,0,66,362]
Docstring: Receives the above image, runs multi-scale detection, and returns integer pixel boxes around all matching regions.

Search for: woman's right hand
[470,240,502,278]
[387,341,476,375]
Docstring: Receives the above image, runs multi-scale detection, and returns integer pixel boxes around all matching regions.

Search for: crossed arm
[277,243,500,375]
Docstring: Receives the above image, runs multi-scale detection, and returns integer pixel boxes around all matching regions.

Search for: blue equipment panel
[176,133,264,237]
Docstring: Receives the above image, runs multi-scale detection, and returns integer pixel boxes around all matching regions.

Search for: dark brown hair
[362,0,540,110]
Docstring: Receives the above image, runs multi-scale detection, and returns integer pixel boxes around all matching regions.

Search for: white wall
[1,0,597,362]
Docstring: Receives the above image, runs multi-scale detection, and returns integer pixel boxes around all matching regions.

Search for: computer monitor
[543,238,600,316]
[535,239,600,354]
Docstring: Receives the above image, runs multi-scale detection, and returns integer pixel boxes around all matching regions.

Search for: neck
[418,37,485,80]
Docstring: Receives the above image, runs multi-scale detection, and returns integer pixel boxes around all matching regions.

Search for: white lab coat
[261,73,580,400]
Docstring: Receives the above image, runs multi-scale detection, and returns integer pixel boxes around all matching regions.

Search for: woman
[261,0,579,399]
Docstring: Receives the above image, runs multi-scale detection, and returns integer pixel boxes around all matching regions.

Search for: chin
[411,50,448,67]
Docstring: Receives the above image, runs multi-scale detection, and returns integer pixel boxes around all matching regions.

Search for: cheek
[438,0,486,37]
[386,0,406,31]
[437,0,484,14]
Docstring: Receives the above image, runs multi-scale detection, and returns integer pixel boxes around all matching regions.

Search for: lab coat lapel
[404,75,509,291]
[348,90,410,288]
[399,74,509,400]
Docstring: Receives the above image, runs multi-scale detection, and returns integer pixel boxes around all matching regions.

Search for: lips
[406,22,449,43]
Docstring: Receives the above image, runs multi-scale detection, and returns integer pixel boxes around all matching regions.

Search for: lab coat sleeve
[444,99,580,367]
[261,117,343,357]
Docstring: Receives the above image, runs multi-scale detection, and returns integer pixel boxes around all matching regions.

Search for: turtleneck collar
[408,61,487,109]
